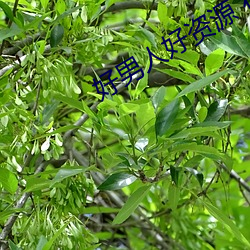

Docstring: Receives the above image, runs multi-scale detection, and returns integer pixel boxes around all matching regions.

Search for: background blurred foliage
[0,0,250,249]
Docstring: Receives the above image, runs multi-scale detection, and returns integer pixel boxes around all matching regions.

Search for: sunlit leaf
[205,49,225,75]
[151,86,166,111]
[119,103,140,115]
[51,166,86,186]
[0,168,18,194]
[198,106,208,122]
[207,30,247,58]
[98,172,137,191]
[157,2,168,24]
[40,0,49,9]
[205,99,228,122]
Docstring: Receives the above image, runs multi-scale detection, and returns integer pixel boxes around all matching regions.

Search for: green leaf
[185,167,204,187]
[155,98,179,137]
[168,182,180,210]
[105,0,117,9]
[183,155,203,168]
[119,103,140,115]
[9,241,21,250]
[42,223,69,250]
[235,35,250,58]
[193,121,231,129]
[53,92,84,112]
[0,209,23,223]
[170,144,229,165]
[178,92,195,119]
[112,185,151,224]
[41,100,60,125]
[134,60,149,98]
[24,177,51,192]
[51,166,86,186]
[0,26,23,42]
[205,49,225,75]
[178,60,203,77]
[0,168,18,194]
[80,206,120,214]
[14,14,24,28]
[198,106,208,122]
[0,2,14,21]
[135,26,156,48]
[50,24,64,47]
[203,201,250,248]
[232,24,250,41]
[174,50,200,65]
[36,236,48,250]
[40,0,49,9]
[156,68,195,83]
[54,5,83,23]
[157,2,168,24]
[151,86,166,111]
[25,12,52,30]
[176,70,231,98]
[205,99,228,122]
[98,172,137,191]
[170,166,180,186]
[207,31,247,58]
[34,125,79,140]
[170,126,221,139]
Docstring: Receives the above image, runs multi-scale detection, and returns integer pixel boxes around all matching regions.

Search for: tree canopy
[0,0,250,249]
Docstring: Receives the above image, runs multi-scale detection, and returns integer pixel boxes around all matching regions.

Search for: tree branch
[219,163,250,193]
[0,45,51,78]
[2,32,46,56]
[70,147,177,249]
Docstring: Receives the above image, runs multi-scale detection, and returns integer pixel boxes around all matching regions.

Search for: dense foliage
[0,0,250,249]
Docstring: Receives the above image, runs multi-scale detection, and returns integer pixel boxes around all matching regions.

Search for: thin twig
[219,163,250,193]
[32,80,42,115]
[198,170,219,197]
[141,0,156,28]
[239,184,250,206]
